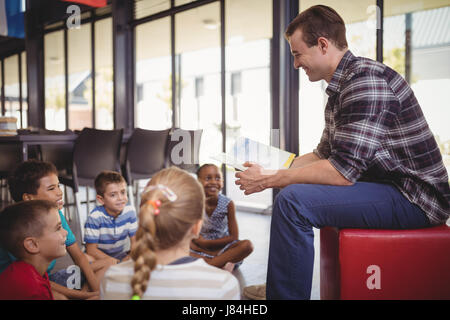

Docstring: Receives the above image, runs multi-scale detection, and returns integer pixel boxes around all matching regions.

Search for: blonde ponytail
[130,196,159,298]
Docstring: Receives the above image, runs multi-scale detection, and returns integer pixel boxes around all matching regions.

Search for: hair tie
[147,200,161,215]
[131,295,141,300]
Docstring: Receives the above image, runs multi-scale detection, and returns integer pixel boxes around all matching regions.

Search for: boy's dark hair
[285,5,348,50]
[8,160,59,202]
[196,163,220,177]
[0,200,58,259]
[95,170,126,196]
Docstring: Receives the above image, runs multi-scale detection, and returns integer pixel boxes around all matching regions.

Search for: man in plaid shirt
[236,5,450,300]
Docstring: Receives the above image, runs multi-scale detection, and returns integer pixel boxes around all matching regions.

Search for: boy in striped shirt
[84,171,138,263]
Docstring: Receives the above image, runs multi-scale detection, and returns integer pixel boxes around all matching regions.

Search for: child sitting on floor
[5,160,114,300]
[84,170,137,263]
[101,167,240,300]
[190,164,253,271]
[0,200,68,300]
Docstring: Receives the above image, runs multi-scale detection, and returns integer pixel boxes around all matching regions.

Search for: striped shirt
[314,50,450,225]
[100,258,240,300]
[84,205,138,259]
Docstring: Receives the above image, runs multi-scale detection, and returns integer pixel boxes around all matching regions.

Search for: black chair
[59,128,123,244]
[123,128,171,207]
[0,145,22,203]
[166,128,203,174]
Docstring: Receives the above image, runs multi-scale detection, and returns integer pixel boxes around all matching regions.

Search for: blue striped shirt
[84,205,138,259]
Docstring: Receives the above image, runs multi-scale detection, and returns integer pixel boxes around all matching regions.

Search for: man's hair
[8,160,59,202]
[285,5,348,50]
[94,170,126,196]
[0,200,58,258]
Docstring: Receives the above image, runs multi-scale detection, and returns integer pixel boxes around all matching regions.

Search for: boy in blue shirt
[4,160,114,299]
[84,171,137,263]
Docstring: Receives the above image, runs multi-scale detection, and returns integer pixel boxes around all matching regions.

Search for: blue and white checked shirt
[314,50,450,225]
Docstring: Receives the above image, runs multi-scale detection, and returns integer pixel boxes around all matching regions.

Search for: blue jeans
[266,182,431,300]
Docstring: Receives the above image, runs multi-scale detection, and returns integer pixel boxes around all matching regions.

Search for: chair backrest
[0,145,22,177]
[39,129,75,175]
[124,128,171,183]
[166,128,203,173]
[73,128,123,186]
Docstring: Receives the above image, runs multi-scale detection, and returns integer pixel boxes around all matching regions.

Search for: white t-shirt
[100,257,240,300]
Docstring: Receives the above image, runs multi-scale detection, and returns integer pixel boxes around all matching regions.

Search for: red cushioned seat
[320,225,450,300]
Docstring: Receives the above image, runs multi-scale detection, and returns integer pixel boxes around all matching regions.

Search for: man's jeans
[266,182,431,300]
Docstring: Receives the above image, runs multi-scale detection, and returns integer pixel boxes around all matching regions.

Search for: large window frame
[42,8,112,131]
[0,51,28,129]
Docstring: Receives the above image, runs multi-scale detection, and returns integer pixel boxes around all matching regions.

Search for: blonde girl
[100,167,240,300]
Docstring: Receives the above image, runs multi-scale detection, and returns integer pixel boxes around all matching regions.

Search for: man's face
[288,29,327,82]
[35,208,68,261]
[27,173,64,210]
[97,182,128,217]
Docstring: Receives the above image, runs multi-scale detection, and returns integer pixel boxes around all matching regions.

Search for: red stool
[320,225,450,300]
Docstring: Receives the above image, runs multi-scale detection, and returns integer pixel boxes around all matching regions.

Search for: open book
[211,137,296,171]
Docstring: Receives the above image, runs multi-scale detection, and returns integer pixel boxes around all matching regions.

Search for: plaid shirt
[314,50,450,225]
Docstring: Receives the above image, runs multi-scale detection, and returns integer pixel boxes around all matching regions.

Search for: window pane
[68,23,92,130]
[225,0,273,210]
[3,55,20,125]
[175,0,198,6]
[175,2,222,166]
[21,52,27,128]
[45,30,66,130]
[298,1,376,156]
[135,17,172,130]
[134,0,170,20]
[95,18,114,129]
[384,1,450,173]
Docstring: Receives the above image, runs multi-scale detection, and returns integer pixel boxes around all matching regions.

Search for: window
[94,17,114,129]
[3,53,27,128]
[68,23,93,130]
[225,0,273,210]
[44,30,66,130]
[384,1,450,173]
[44,14,113,131]
[135,17,172,130]
[134,0,170,19]
[175,1,222,166]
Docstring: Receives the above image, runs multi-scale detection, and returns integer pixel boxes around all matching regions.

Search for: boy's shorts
[49,265,87,289]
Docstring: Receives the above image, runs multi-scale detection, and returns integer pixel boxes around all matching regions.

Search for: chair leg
[86,187,90,217]
[63,185,71,222]
[128,184,135,209]
[134,180,139,208]
[73,191,86,245]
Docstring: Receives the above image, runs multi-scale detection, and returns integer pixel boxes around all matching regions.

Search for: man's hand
[234,162,277,195]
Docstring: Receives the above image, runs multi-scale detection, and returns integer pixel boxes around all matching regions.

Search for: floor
[234,209,321,300]
[0,185,322,300]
